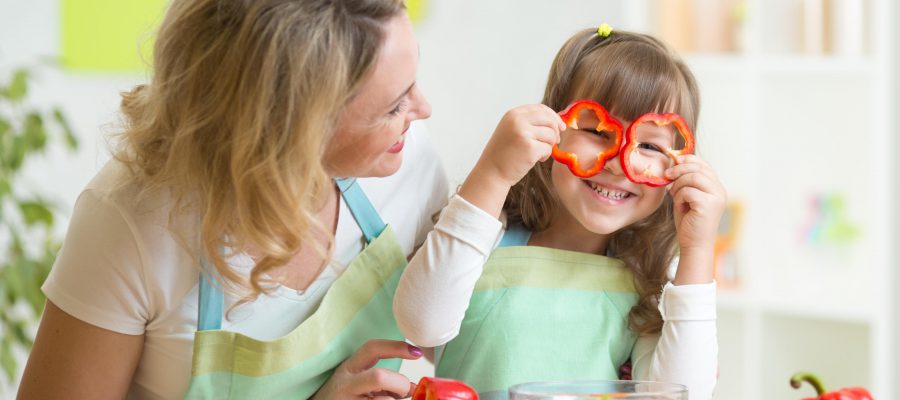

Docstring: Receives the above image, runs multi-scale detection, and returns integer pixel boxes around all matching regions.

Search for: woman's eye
[389,100,408,116]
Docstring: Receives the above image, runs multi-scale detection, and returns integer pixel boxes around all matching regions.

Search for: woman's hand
[313,339,424,400]
[664,155,727,285]
[459,104,566,217]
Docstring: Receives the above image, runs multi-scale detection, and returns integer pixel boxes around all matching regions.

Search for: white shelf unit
[624,1,894,399]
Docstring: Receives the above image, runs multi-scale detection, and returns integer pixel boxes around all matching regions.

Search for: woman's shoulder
[44,160,201,336]
[82,160,175,218]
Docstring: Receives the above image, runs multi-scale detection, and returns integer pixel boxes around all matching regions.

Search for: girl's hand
[312,340,423,400]
[664,155,727,284]
[459,104,566,217]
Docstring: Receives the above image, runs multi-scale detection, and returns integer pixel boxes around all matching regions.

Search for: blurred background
[0,0,897,399]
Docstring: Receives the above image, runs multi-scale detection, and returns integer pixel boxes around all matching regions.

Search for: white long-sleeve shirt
[394,195,718,399]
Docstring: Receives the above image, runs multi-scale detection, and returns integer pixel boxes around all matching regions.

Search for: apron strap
[498,224,531,247]
[198,254,224,331]
[336,178,386,244]
[196,178,385,331]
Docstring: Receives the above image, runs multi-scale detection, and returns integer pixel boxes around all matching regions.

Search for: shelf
[682,53,877,75]
[717,288,873,324]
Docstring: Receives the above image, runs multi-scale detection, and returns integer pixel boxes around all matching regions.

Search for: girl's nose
[604,154,626,176]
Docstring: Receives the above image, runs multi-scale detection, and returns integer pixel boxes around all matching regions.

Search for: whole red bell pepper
[412,377,479,400]
[790,372,874,400]
[550,100,624,178]
[619,112,695,187]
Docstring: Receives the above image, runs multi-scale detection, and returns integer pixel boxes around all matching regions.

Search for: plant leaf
[52,108,78,150]
[23,112,47,153]
[19,200,54,227]
[4,69,29,102]
[0,338,15,382]
[8,135,26,171]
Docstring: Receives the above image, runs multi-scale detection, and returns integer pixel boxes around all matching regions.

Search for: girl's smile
[583,179,636,205]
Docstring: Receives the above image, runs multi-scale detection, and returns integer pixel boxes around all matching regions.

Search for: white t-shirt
[42,123,449,400]
[394,195,718,400]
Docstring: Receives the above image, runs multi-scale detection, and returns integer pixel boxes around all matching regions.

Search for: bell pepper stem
[790,372,828,395]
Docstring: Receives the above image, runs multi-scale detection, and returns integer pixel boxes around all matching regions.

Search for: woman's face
[549,112,668,236]
[325,14,431,178]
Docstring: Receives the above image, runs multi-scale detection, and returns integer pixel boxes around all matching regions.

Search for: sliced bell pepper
[619,112,695,187]
[412,377,479,400]
[551,100,624,178]
[790,372,874,400]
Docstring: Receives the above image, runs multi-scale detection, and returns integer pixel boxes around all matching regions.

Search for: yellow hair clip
[597,23,613,38]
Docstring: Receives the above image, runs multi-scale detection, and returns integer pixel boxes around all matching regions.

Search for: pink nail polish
[408,344,423,357]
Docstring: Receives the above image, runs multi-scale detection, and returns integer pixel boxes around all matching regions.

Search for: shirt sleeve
[631,282,718,400]
[394,194,503,347]
[41,189,151,335]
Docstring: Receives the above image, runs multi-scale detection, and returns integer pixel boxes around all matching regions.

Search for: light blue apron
[184,178,409,399]
[436,225,640,400]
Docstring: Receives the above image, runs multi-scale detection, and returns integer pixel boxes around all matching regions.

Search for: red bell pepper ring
[619,112,695,187]
[790,372,874,400]
[551,100,624,178]
[412,377,479,400]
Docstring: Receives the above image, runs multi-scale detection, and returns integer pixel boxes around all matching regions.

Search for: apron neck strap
[336,178,386,244]
[498,224,531,247]
[197,178,384,331]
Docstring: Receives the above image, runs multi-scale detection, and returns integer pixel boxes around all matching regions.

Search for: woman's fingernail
[408,344,423,357]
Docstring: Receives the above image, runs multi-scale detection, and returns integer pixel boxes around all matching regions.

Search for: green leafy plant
[0,67,78,382]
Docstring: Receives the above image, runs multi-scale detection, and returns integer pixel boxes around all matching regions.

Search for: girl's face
[550,112,669,237]
[325,14,431,178]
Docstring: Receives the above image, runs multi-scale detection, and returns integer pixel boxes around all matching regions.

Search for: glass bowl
[508,380,688,400]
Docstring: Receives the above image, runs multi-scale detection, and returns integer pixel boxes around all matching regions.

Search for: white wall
[416,0,624,186]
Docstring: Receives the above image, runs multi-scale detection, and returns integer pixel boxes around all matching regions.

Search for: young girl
[394,27,723,399]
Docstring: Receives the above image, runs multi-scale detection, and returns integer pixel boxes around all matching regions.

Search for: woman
[17,0,447,398]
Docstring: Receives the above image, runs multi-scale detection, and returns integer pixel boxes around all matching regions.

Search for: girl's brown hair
[114,0,404,300]
[505,29,700,334]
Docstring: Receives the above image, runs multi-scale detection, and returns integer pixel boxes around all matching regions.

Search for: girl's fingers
[667,171,718,199]
[665,155,717,182]
[532,125,561,146]
[522,104,567,134]
[672,186,708,209]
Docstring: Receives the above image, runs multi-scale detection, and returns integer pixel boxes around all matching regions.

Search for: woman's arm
[631,282,718,400]
[17,300,144,399]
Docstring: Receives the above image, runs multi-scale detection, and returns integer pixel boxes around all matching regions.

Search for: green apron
[435,226,640,400]
[184,178,408,399]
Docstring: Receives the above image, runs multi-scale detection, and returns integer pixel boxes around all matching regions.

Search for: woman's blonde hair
[505,29,700,335]
[114,0,405,300]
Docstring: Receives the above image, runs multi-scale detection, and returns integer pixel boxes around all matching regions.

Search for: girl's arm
[394,195,503,347]
[17,301,144,399]
[394,105,565,347]
[630,282,718,400]
[632,154,725,399]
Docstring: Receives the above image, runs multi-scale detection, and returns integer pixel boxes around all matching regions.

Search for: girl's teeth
[588,181,629,200]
